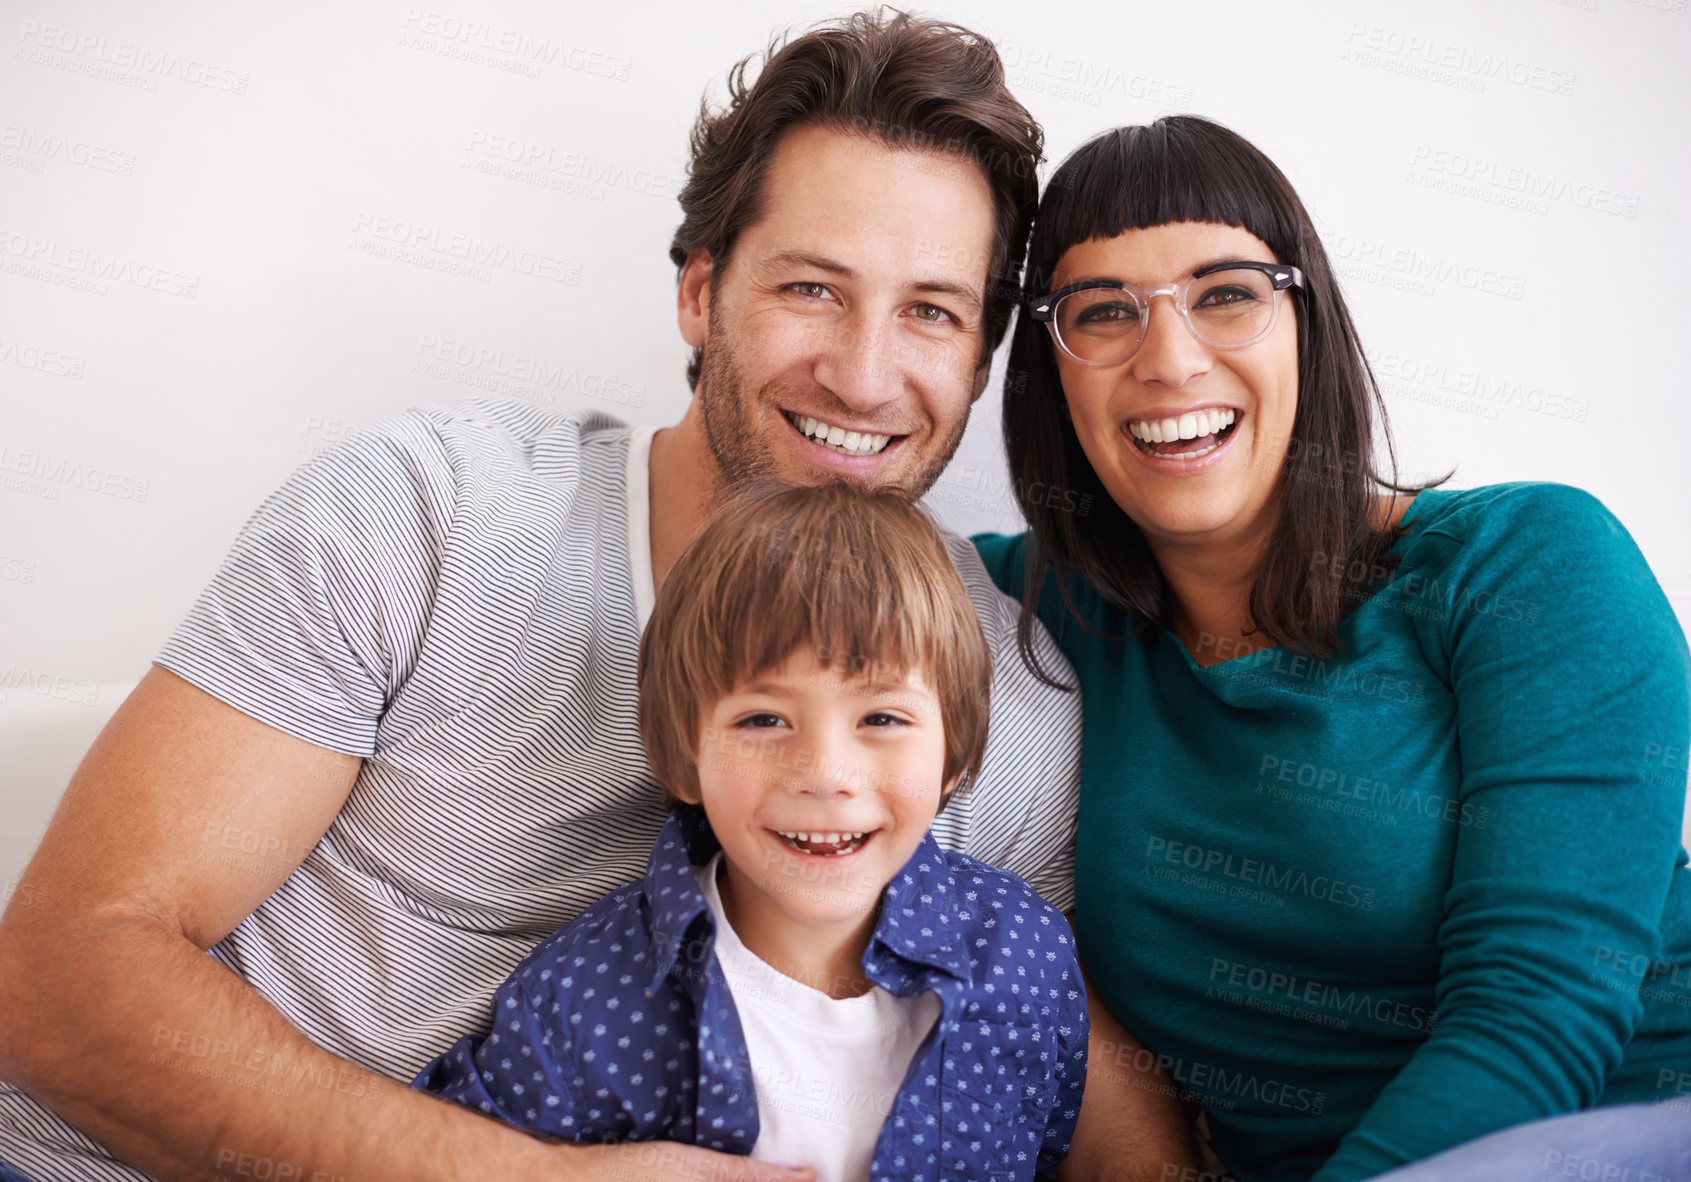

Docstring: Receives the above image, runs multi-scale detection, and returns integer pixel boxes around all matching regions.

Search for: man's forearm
[0,908,555,1182]
[1059,959,1201,1182]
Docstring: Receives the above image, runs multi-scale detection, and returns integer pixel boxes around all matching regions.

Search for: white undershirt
[694,853,942,1182]
[626,424,657,631]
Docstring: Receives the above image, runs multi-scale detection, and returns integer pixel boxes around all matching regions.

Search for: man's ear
[677,251,714,349]
[970,362,991,403]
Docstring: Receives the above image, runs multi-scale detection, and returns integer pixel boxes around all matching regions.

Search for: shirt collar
[643,805,719,993]
[642,805,973,992]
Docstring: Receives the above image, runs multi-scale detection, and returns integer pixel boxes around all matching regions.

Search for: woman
[974,116,1691,1181]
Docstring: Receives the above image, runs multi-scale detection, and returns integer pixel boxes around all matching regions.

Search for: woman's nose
[1127,293,1213,387]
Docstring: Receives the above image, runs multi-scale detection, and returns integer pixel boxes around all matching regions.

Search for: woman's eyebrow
[1060,254,1271,287]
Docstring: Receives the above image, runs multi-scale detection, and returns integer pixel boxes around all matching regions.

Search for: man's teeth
[789,414,891,456]
[776,830,872,856]
[1128,408,1236,444]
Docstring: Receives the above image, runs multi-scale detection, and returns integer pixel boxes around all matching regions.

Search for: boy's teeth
[1129,407,1235,443]
[775,830,871,856]
[789,413,891,456]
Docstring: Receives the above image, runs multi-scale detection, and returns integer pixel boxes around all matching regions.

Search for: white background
[3,0,1689,886]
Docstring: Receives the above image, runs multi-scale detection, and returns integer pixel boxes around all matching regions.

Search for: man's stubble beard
[693,295,972,506]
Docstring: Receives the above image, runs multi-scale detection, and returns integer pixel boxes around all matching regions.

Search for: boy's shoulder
[929,849,1083,1012]
[499,879,669,1004]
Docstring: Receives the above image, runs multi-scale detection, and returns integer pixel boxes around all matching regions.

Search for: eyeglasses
[1029,261,1304,366]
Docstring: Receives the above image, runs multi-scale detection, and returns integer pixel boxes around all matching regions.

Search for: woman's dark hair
[1003,115,1439,684]
[669,8,1043,388]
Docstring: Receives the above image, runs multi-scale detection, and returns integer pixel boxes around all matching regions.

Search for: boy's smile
[679,646,954,996]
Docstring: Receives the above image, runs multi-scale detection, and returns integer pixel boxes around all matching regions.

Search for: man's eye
[912,302,955,325]
[789,282,831,300]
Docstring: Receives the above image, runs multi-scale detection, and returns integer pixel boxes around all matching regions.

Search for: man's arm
[0,668,811,1182]
[1057,914,1202,1182]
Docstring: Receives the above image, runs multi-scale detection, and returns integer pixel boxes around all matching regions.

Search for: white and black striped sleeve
[937,532,1083,914]
[155,413,457,756]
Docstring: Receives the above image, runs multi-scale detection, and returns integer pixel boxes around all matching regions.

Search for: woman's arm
[1312,485,1691,1181]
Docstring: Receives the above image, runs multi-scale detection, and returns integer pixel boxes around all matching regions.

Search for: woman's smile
[1122,405,1244,468]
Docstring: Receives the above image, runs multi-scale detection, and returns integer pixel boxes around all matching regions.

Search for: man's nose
[1127,293,1212,387]
[810,310,907,411]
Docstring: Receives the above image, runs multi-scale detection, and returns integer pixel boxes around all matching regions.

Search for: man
[0,12,1192,1181]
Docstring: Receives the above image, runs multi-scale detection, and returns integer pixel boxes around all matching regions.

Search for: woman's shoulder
[1404,481,1618,535]
[1389,481,1679,655]
[1395,481,1633,576]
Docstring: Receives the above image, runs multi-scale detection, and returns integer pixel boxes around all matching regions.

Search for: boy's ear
[937,768,971,810]
[670,778,703,807]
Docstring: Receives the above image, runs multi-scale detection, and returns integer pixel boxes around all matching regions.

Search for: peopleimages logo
[352,214,581,284]
[16,21,250,93]
[0,229,200,298]
[0,443,150,502]
[0,123,136,175]
[1144,835,1376,911]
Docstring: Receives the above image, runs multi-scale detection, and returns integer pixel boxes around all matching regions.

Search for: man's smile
[783,410,899,457]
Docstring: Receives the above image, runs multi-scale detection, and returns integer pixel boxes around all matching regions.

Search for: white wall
[4,0,1690,885]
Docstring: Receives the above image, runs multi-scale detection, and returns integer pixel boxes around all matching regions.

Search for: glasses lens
[1186,268,1279,349]
[1053,287,1143,364]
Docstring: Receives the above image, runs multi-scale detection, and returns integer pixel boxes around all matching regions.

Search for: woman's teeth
[1128,408,1236,444]
[787,413,892,457]
[775,830,872,856]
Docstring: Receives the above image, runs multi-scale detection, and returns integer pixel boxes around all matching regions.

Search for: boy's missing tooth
[415,483,1088,1182]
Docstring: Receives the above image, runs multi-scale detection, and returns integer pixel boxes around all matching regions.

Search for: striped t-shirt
[0,396,1081,1181]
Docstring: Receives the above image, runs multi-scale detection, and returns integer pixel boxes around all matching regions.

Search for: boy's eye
[737,712,785,729]
[862,711,906,727]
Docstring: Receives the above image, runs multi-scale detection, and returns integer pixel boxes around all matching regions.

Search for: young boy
[414,484,1088,1181]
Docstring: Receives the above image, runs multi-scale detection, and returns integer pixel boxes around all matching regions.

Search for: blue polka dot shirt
[414,805,1089,1180]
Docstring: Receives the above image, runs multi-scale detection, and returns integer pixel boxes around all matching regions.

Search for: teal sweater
[974,483,1691,1181]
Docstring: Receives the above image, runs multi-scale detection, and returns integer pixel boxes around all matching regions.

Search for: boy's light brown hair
[637,482,991,811]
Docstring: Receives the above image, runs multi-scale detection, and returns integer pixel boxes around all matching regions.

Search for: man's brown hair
[637,483,991,810]
[669,7,1043,388]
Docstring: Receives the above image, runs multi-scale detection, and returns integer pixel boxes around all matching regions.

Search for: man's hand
[571,1142,814,1182]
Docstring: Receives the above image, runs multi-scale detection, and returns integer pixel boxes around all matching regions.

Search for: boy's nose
[793,735,860,798]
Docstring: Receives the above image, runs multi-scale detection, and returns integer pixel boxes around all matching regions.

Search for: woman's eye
[1076,302,1137,325]
[1195,285,1257,307]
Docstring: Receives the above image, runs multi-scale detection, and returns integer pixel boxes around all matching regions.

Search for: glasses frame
[1029,261,1306,367]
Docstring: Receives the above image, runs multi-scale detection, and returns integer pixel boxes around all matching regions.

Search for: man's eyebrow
[754,250,984,315]
[753,249,854,277]
[911,278,983,315]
